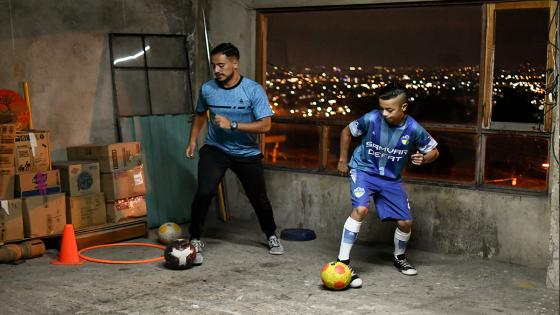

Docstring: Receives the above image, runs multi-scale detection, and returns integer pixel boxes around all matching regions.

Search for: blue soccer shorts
[349,168,412,221]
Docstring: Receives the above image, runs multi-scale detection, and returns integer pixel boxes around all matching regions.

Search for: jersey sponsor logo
[401,134,410,145]
[365,141,408,155]
[364,141,408,161]
[353,187,365,198]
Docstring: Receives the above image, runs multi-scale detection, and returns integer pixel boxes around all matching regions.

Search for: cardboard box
[101,166,145,201]
[106,195,147,223]
[22,193,66,238]
[15,130,51,174]
[0,124,16,139]
[15,169,61,197]
[67,142,142,173]
[53,161,101,197]
[0,198,23,243]
[0,143,15,167]
[0,167,15,200]
[66,192,106,229]
[0,124,16,169]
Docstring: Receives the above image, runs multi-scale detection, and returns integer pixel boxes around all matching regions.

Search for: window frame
[482,1,557,132]
[109,33,195,140]
[256,0,557,195]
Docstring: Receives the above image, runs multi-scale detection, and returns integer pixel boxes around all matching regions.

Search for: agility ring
[79,242,165,264]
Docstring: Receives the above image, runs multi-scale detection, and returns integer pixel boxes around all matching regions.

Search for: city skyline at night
[265,63,546,124]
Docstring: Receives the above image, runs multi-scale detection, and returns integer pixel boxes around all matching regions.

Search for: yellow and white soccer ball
[157,222,182,245]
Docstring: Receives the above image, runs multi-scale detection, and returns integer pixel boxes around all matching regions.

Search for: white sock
[394,228,411,257]
[337,217,362,261]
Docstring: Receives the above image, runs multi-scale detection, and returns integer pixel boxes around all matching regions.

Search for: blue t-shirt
[348,110,438,179]
[196,77,273,157]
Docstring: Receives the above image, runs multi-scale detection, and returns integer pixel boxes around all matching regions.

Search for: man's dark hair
[211,42,240,59]
[378,82,407,100]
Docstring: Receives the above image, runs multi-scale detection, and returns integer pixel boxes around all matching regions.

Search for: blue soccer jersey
[348,110,437,179]
[196,77,273,157]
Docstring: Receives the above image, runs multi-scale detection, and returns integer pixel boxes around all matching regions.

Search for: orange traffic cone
[51,224,85,265]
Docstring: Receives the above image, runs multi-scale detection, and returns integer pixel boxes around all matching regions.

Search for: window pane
[406,68,479,125]
[112,36,145,67]
[492,9,548,124]
[402,131,477,183]
[148,70,192,114]
[145,36,187,68]
[485,135,548,190]
[266,5,481,124]
[114,69,150,116]
[263,123,321,169]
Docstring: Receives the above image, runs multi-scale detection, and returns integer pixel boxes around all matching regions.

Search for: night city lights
[265,64,546,121]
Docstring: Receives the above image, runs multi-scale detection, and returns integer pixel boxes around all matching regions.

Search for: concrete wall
[226,171,550,268]
[0,0,197,161]
[205,0,256,83]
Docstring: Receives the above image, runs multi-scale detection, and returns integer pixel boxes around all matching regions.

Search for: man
[185,42,284,265]
[336,82,439,288]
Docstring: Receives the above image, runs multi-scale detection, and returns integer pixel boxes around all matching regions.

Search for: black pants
[188,145,277,239]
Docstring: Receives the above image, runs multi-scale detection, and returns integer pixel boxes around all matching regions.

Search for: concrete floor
[1,219,558,315]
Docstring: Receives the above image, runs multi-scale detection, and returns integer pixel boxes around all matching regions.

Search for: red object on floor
[51,224,85,265]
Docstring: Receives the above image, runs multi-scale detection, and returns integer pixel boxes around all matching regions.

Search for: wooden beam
[545,1,557,132]
[257,13,268,154]
[494,1,553,10]
[75,219,148,250]
[482,3,495,128]
[256,13,268,85]
[320,125,329,170]
[475,3,486,187]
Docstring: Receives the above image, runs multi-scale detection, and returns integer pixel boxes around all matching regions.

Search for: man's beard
[217,72,235,85]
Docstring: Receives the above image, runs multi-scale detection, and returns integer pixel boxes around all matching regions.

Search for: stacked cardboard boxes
[14,130,51,174]
[15,170,61,197]
[53,161,106,229]
[67,142,147,223]
[13,130,66,238]
[0,199,23,243]
[0,124,21,244]
[0,124,16,201]
[22,193,65,238]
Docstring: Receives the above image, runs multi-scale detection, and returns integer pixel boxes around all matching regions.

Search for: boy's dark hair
[211,42,240,59]
[379,82,407,100]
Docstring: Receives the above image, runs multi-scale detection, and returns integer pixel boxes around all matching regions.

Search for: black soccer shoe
[394,254,417,276]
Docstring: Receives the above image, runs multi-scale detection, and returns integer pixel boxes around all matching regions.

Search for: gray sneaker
[267,235,284,255]
[190,239,204,265]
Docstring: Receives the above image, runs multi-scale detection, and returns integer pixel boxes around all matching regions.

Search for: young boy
[336,82,439,288]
